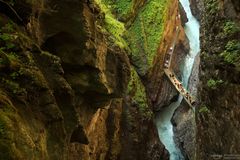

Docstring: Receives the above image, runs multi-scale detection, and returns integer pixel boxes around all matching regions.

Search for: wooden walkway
[163,25,196,107]
[164,69,196,107]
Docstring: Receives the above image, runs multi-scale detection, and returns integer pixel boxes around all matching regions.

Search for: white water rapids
[155,0,200,159]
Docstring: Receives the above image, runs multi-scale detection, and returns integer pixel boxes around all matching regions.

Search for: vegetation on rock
[127,0,168,66]
[94,0,128,49]
[127,67,152,119]
[220,40,240,70]
[207,78,223,89]
[101,0,133,19]
[198,105,210,113]
[197,0,240,158]
[94,0,169,74]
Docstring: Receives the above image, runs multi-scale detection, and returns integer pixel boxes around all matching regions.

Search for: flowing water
[155,0,200,159]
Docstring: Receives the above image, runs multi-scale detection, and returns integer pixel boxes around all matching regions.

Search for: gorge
[0,0,239,160]
[156,0,200,159]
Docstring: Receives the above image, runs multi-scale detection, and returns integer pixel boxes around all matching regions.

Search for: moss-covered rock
[126,0,168,74]
[0,0,174,159]
[93,0,169,75]
[196,0,240,159]
[127,67,152,119]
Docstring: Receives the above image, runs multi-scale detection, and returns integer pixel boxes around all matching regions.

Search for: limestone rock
[147,0,190,111]
[179,2,188,25]
[196,0,240,159]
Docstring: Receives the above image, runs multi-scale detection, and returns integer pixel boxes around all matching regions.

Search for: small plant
[220,40,240,69]
[1,22,14,32]
[94,0,128,49]
[223,21,240,35]
[0,33,16,49]
[102,0,133,18]
[10,72,19,80]
[127,0,168,67]
[199,105,210,113]
[205,0,219,14]
[1,78,26,95]
[207,78,223,89]
[0,23,17,50]
[127,67,152,119]
[6,52,18,61]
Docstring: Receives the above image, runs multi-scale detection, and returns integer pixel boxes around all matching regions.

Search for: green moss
[102,0,133,18]
[127,0,168,70]
[94,0,168,72]
[0,22,17,50]
[0,96,38,159]
[199,105,210,113]
[0,111,24,160]
[205,0,219,15]
[207,78,223,89]
[220,40,240,70]
[1,78,26,95]
[223,21,240,35]
[0,112,11,140]
[94,0,128,49]
[127,67,152,119]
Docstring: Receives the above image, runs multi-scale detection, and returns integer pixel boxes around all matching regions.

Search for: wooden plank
[164,69,196,107]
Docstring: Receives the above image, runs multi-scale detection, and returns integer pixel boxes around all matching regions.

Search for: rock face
[196,0,240,159]
[0,0,131,159]
[189,0,203,21]
[171,53,200,160]
[147,0,189,111]
[120,68,169,160]
[179,2,188,24]
[0,0,177,159]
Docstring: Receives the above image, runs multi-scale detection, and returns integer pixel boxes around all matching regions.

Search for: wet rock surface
[0,1,131,159]
[147,0,189,111]
[179,2,188,24]
[0,0,171,159]
[189,0,203,21]
[171,53,200,160]
[196,0,240,159]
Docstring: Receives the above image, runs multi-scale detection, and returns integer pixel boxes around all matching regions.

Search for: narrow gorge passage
[155,0,200,159]
[1,0,239,159]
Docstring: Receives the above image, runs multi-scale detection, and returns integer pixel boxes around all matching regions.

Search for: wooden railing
[163,25,196,107]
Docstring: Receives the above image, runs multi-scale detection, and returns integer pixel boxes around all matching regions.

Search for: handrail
[164,68,196,107]
[163,26,196,107]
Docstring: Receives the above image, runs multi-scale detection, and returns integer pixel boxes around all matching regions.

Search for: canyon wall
[0,0,187,159]
[195,0,240,159]
[172,0,240,159]
[171,53,200,160]
[0,0,131,159]
[146,0,189,111]
[0,0,200,159]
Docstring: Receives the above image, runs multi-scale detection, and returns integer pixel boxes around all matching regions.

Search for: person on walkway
[186,92,190,100]
[191,101,196,106]
[181,88,185,93]
[177,83,180,89]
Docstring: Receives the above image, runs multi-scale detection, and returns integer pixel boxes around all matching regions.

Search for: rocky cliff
[147,0,189,111]
[0,0,188,159]
[2,0,238,159]
[171,53,200,160]
[195,0,240,159]
[0,0,131,159]
[171,0,240,159]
